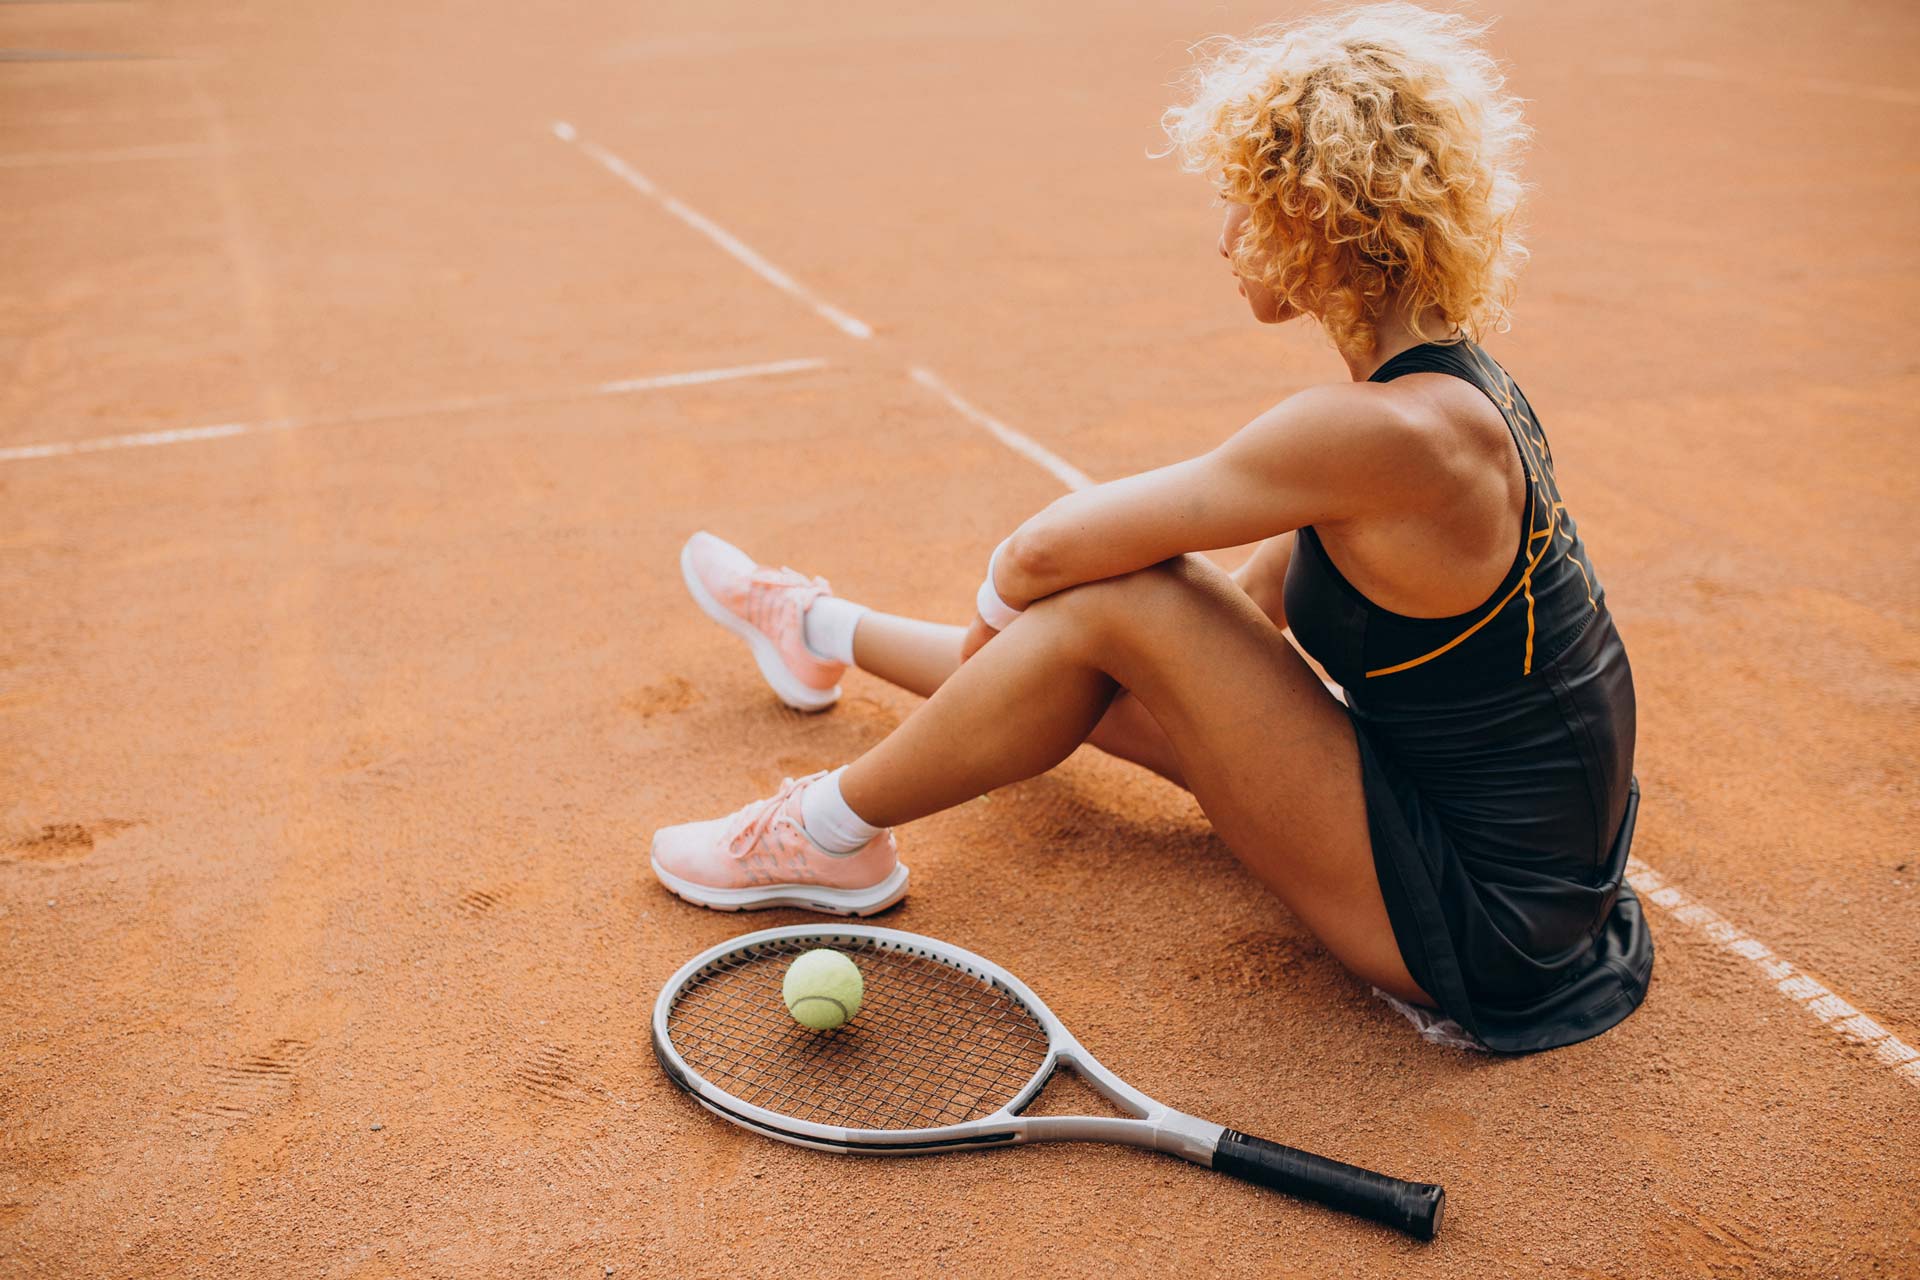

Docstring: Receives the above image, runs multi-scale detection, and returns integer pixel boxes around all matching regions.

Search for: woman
[650,3,1652,1053]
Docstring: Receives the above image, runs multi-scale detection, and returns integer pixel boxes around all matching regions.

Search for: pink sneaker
[680,532,844,712]
[650,774,909,916]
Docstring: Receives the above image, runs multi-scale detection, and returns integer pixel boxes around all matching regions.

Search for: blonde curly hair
[1162,3,1530,358]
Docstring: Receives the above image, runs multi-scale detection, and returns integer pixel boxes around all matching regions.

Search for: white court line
[556,125,1090,490]
[0,357,827,463]
[551,121,874,341]
[1625,859,1919,1089]
[596,359,825,393]
[0,420,258,461]
[0,142,213,169]
[908,367,1094,491]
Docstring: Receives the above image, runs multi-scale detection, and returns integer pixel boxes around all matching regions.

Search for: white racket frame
[651,923,1226,1165]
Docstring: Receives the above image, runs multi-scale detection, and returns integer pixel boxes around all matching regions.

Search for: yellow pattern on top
[1363,503,1558,678]
[1361,346,1594,680]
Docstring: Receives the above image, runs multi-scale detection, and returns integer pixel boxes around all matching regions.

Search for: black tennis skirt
[1348,609,1654,1053]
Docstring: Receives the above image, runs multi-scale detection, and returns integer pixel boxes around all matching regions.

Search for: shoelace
[723,773,824,859]
[747,565,828,594]
[741,567,830,635]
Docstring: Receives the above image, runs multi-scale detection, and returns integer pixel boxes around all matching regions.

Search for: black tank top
[1282,341,1650,1052]
[1285,340,1604,698]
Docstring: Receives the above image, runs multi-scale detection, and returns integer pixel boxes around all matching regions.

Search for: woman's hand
[959,612,997,663]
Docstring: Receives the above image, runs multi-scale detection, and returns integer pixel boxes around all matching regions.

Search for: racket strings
[666,938,1050,1131]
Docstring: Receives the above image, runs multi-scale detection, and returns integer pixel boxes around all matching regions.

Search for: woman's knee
[1028,558,1182,624]
[1022,557,1219,657]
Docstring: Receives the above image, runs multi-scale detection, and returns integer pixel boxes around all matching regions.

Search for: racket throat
[1018,1108,1224,1166]
[1150,1108,1228,1166]
[1031,1049,1225,1165]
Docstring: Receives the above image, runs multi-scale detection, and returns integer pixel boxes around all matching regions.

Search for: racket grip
[1213,1129,1445,1240]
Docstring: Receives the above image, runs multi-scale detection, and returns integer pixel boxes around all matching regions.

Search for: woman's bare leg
[850,612,1185,784]
[848,613,964,698]
[836,556,1422,1002]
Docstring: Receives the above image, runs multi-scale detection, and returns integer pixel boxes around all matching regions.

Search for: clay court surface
[3,0,1918,1274]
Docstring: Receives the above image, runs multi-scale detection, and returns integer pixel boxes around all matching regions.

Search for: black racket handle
[1212,1129,1445,1240]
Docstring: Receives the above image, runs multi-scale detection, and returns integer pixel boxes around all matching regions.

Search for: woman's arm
[991,382,1437,608]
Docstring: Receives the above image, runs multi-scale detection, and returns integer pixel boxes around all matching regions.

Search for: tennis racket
[652,924,1444,1239]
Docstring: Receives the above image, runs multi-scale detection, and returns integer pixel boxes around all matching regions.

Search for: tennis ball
[782,948,864,1031]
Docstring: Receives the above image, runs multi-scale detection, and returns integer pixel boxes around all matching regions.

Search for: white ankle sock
[801,597,868,666]
[799,767,886,854]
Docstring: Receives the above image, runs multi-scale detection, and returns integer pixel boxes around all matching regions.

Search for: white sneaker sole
[680,539,840,712]
[649,857,910,917]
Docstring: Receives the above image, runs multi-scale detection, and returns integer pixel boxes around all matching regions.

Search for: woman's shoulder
[1254,378,1484,474]
[1232,374,1515,524]
[1354,369,1516,481]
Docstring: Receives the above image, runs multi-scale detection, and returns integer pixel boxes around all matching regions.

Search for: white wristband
[975,538,1024,631]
